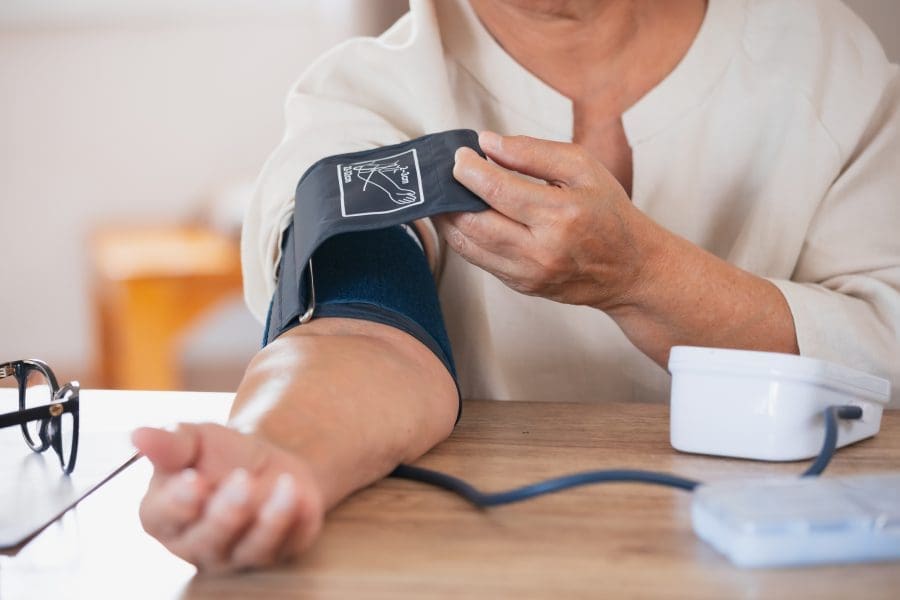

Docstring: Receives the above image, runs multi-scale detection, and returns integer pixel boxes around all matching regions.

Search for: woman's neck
[468,0,706,118]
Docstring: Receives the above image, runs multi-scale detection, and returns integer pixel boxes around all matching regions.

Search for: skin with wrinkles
[135,0,798,573]
[439,131,797,368]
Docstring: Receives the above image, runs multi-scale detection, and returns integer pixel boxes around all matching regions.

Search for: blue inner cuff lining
[266,223,457,383]
[311,225,457,379]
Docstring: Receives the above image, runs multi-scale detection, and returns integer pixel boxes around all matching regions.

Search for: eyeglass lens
[48,410,76,473]
[22,366,53,450]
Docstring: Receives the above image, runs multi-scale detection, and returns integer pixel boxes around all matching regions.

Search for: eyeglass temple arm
[0,400,76,430]
[0,406,44,429]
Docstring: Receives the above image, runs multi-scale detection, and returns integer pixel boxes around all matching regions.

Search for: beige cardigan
[241,0,900,406]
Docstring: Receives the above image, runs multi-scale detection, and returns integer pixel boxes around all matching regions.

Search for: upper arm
[241,7,454,321]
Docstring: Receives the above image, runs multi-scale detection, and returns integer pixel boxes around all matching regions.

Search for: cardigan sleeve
[769,67,900,407]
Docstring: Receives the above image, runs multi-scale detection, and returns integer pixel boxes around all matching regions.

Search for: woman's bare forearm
[227,317,458,509]
[445,133,797,371]
[606,223,799,368]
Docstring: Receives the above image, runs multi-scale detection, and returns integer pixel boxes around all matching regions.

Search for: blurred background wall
[0,0,406,390]
[0,0,897,392]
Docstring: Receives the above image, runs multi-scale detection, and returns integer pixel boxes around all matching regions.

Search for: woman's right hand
[132,423,326,573]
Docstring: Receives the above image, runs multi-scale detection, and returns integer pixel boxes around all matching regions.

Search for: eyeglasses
[0,359,80,474]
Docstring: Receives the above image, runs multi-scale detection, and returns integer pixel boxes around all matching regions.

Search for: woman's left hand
[441,131,800,367]
[437,131,665,311]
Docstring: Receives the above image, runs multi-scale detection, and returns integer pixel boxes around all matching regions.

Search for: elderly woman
[133,0,899,572]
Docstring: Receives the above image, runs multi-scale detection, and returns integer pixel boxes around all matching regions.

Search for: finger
[229,474,301,569]
[170,468,255,571]
[453,146,551,226]
[132,425,200,473]
[444,210,530,254]
[478,131,586,186]
[440,221,527,282]
[169,468,253,571]
[139,468,209,541]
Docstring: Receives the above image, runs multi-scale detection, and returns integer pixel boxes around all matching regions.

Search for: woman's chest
[573,110,633,196]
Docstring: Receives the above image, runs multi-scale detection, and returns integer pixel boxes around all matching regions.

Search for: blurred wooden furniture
[91,227,243,390]
[2,398,898,599]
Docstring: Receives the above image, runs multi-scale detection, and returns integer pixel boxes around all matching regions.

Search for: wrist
[600,209,674,318]
[598,215,694,367]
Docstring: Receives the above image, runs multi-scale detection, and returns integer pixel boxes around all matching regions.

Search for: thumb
[131,424,200,473]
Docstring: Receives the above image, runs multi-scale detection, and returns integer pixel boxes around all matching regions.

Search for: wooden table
[1,399,898,599]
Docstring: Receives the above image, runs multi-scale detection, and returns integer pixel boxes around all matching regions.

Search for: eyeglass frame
[0,359,80,475]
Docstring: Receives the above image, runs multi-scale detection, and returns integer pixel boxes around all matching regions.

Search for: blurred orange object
[91,227,243,390]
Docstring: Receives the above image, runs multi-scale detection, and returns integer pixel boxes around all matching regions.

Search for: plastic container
[668,346,890,461]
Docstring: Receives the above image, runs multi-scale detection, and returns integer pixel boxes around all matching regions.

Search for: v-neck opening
[438,0,745,145]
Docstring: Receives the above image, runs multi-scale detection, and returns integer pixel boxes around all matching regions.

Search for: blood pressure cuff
[264,129,490,385]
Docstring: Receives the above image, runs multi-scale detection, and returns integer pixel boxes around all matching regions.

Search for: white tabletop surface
[0,390,233,599]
